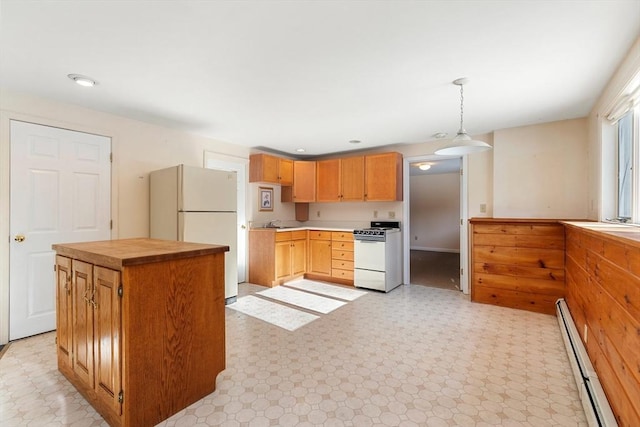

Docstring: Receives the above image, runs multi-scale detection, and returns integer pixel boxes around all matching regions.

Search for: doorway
[204,151,248,283]
[402,155,466,292]
[9,121,111,340]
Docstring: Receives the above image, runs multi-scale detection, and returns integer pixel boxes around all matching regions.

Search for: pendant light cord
[459,83,465,132]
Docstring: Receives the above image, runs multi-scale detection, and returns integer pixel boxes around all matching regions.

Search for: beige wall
[409,173,460,252]
[0,90,251,343]
[493,118,589,219]
[6,43,637,341]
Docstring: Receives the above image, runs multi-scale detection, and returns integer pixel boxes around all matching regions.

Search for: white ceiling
[1,1,639,157]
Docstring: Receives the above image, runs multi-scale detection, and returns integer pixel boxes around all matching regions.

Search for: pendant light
[435,78,491,155]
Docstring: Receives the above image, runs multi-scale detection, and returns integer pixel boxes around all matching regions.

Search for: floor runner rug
[257,286,346,314]
[227,295,318,331]
[284,279,367,301]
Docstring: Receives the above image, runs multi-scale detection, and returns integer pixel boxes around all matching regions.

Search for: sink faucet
[266,219,280,228]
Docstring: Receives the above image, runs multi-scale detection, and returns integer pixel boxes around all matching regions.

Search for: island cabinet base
[53,238,228,427]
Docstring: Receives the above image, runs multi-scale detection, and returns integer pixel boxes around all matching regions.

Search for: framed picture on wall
[259,186,273,211]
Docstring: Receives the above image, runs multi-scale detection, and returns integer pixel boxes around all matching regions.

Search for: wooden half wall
[470,218,566,315]
[563,222,640,426]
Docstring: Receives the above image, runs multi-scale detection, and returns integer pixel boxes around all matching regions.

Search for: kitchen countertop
[562,221,640,247]
[251,226,355,232]
[52,238,229,270]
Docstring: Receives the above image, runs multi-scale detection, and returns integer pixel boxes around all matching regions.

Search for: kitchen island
[52,238,228,427]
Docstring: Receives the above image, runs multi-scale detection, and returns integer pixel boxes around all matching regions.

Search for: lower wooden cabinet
[331,232,354,283]
[53,238,227,427]
[275,231,307,282]
[308,230,332,277]
[250,229,355,287]
[250,229,307,286]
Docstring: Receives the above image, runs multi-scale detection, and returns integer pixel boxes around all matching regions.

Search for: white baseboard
[410,246,460,254]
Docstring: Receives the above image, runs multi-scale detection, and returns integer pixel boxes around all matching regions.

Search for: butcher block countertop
[52,238,229,270]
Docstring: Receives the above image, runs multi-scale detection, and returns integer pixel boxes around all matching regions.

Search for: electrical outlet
[373,210,378,218]
[480,203,487,213]
[316,210,320,217]
[388,211,395,219]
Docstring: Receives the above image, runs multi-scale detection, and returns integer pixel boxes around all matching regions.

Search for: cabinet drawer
[332,241,353,251]
[332,268,354,280]
[291,230,307,240]
[332,249,354,261]
[275,232,292,242]
[331,232,353,242]
[332,259,354,270]
[309,230,332,240]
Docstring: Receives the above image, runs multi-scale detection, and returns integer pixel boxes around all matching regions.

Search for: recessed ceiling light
[349,140,361,144]
[296,148,306,153]
[433,132,448,139]
[418,164,431,171]
[67,74,97,87]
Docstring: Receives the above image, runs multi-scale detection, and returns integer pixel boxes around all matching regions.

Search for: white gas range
[353,221,402,292]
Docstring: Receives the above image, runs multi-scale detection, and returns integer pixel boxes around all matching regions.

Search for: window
[615,105,639,223]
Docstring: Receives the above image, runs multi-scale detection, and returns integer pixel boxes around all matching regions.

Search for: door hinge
[110,220,113,230]
[460,219,463,226]
[118,390,124,404]
[110,153,113,163]
[118,285,123,297]
[55,336,57,344]
[460,268,464,276]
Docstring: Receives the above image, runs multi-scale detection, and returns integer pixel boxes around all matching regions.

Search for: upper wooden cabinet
[291,160,316,202]
[316,156,365,202]
[341,156,365,201]
[316,159,340,202]
[249,154,293,185]
[364,152,403,201]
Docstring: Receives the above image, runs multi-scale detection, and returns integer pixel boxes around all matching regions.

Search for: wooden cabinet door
[93,266,122,415]
[293,161,316,202]
[249,154,280,183]
[275,240,292,280]
[279,158,293,185]
[316,159,340,202]
[56,255,72,367]
[291,239,307,276]
[341,156,365,201]
[72,260,94,388]
[308,239,332,276]
[365,152,402,201]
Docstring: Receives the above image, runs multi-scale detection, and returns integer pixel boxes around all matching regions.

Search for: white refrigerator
[150,164,238,303]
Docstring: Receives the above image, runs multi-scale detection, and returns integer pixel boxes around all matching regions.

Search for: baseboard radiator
[556,299,618,427]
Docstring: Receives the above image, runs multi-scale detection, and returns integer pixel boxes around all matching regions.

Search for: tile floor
[0,282,587,427]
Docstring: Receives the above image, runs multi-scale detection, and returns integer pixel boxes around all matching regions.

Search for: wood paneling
[564,222,640,426]
[470,219,566,315]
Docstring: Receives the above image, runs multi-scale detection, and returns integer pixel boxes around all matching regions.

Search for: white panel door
[204,153,247,284]
[10,121,111,340]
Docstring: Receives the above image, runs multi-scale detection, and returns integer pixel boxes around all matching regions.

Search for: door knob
[14,234,26,243]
